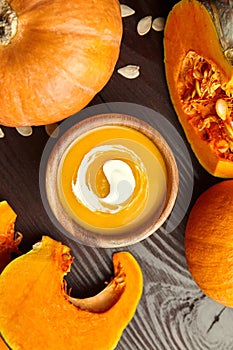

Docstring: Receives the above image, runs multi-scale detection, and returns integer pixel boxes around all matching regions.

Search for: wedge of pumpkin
[164,0,233,177]
[0,201,22,272]
[0,236,143,350]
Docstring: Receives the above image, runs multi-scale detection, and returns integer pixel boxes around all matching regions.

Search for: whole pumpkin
[0,0,122,127]
[185,180,233,307]
[164,0,233,177]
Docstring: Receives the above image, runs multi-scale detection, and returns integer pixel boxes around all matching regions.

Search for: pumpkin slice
[0,201,22,272]
[164,0,233,177]
[0,236,143,350]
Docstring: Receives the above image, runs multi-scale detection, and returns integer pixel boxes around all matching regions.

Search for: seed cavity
[179,50,233,160]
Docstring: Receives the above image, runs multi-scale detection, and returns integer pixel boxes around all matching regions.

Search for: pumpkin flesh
[0,236,143,350]
[164,0,233,177]
[0,337,8,350]
[0,201,22,273]
[0,0,122,126]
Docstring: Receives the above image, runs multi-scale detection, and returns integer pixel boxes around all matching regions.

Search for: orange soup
[57,125,167,234]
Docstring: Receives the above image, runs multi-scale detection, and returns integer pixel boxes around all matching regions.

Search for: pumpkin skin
[0,201,22,272]
[164,0,233,177]
[0,0,122,127]
[0,236,143,350]
[185,180,233,307]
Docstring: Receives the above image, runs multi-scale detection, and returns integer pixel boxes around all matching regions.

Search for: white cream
[101,160,135,205]
[72,144,140,213]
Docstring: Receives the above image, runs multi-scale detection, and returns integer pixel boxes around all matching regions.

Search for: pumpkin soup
[57,125,167,234]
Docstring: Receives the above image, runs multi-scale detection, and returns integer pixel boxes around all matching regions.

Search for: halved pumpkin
[0,236,143,350]
[164,0,233,177]
[0,201,22,272]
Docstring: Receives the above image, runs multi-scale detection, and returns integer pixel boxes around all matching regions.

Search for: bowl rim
[40,113,179,248]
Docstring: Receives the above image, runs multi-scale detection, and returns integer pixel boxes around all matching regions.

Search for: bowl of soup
[40,113,179,247]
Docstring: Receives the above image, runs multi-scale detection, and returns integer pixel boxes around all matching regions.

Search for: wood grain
[0,0,232,349]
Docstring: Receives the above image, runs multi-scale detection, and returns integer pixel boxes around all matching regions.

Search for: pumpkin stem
[207,0,233,64]
[224,48,233,65]
[0,0,18,46]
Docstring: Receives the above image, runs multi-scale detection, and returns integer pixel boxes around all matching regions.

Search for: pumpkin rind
[185,180,233,307]
[0,200,22,272]
[164,0,233,177]
[0,0,122,127]
[0,236,143,350]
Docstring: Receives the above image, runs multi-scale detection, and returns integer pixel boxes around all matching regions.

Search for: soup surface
[58,125,167,233]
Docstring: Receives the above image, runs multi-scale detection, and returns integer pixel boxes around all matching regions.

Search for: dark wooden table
[1,1,232,349]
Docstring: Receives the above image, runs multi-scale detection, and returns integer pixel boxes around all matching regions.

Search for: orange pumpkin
[0,0,122,127]
[0,201,22,272]
[185,180,233,307]
[164,0,233,177]
[0,236,143,349]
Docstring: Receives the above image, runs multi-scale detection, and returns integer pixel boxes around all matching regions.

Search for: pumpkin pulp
[179,50,233,161]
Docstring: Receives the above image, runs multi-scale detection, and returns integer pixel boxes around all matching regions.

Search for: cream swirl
[72,144,142,213]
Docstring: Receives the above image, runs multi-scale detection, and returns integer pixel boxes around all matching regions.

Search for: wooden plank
[0,0,232,349]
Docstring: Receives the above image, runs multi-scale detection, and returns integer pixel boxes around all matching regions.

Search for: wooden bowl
[41,114,179,247]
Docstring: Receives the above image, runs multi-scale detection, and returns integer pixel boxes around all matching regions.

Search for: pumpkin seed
[191,89,196,99]
[229,141,233,152]
[33,241,42,250]
[16,126,33,137]
[137,16,152,36]
[215,98,228,121]
[152,17,165,32]
[0,127,4,138]
[204,69,208,79]
[225,123,233,139]
[195,79,201,97]
[215,139,229,153]
[120,4,135,18]
[117,65,140,79]
[45,123,59,138]
[193,69,203,80]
